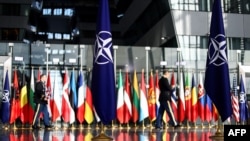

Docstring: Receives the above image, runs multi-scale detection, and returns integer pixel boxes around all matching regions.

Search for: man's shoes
[155,126,163,130]
[32,125,41,130]
[45,125,54,129]
[174,124,181,129]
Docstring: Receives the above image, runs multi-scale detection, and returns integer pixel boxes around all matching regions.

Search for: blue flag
[204,0,232,122]
[70,70,77,109]
[91,0,116,124]
[0,70,10,123]
[239,75,248,122]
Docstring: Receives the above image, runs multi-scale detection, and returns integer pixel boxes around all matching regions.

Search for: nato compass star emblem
[239,91,246,104]
[94,31,113,65]
[2,89,9,103]
[208,34,227,66]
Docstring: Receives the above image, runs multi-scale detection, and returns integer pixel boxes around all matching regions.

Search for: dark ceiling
[25,0,135,45]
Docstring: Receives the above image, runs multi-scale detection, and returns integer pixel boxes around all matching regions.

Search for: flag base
[209,131,224,141]
[91,132,113,141]
[209,122,224,141]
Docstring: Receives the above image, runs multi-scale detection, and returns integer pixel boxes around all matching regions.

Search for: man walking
[155,70,179,129]
[32,74,53,129]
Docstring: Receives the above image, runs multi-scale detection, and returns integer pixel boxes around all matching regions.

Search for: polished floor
[0,124,222,141]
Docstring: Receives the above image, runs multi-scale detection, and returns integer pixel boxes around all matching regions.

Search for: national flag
[46,71,52,117]
[0,70,10,123]
[204,0,232,122]
[155,70,160,117]
[212,104,219,122]
[170,71,178,119]
[85,70,94,124]
[123,70,132,123]
[70,70,77,109]
[231,75,239,123]
[37,68,41,82]
[116,70,125,123]
[91,0,116,124]
[148,71,156,121]
[177,71,185,123]
[50,71,61,122]
[204,94,213,122]
[239,74,248,122]
[132,70,139,123]
[28,68,35,123]
[191,73,198,122]
[20,71,29,123]
[76,70,85,123]
[184,73,191,121]
[139,69,149,122]
[10,69,21,124]
[197,72,206,122]
[61,69,75,123]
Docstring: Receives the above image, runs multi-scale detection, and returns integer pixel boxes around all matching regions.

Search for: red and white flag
[123,70,132,123]
[61,69,75,123]
[50,71,61,122]
[177,71,185,123]
[170,72,178,119]
[46,71,52,117]
[116,70,125,123]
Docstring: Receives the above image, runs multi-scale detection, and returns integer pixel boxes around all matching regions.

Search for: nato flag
[91,0,116,124]
[239,75,248,122]
[0,70,10,123]
[204,0,232,122]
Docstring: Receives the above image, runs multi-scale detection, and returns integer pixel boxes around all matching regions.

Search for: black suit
[155,76,177,128]
[32,81,51,128]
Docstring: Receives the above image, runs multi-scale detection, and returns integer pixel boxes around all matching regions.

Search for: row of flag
[0,68,99,125]
[0,67,248,125]
[115,69,248,125]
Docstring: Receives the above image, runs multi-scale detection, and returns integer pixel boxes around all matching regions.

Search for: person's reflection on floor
[155,131,177,141]
[32,129,50,141]
[43,129,50,141]
[32,130,40,141]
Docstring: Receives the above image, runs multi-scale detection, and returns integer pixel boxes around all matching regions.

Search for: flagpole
[209,116,224,140]
[145,46,150,128]
[79,45,85,130]
[236,50,241,125]
[45,44,50,75]
[9,43,16,130]
[113,45,118,129]
[80,45,85,71]
[92,123,113,141]
[176,48,181,127]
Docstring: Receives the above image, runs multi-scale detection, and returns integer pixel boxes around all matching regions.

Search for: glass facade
[0,0,250,95]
